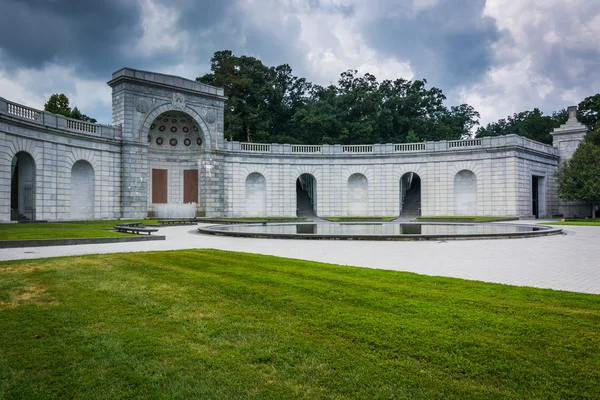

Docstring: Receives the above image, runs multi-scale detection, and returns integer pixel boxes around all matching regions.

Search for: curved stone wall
[1,66,586,221]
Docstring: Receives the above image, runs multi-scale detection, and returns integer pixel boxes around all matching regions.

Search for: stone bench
[114,225,159,235]
[157,219,194,225]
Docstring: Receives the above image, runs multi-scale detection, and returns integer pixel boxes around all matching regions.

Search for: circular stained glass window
[184,138,192,147]
[193,126,198,132]
[156,137,163,145]
[170,126,177,133]
[159,125,166,131]
[196,137,202,146]
[183,127,189,133]
[150,124,156,130]
[180,119,186,123]
[163,118,168,122]
[170,138,178,146]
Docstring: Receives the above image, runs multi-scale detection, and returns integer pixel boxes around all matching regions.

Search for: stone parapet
[0,97,122,140]
[222,134,559,158]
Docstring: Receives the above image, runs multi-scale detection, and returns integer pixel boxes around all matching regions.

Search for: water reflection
[212,223,550,236]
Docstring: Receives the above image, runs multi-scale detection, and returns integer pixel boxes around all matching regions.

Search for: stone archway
[10,151,36,221]
[400,172,421,216]
[296,173,317,216]
[147,110,203,218]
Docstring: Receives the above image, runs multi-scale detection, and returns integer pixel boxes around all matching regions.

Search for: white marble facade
[0,69,591,221]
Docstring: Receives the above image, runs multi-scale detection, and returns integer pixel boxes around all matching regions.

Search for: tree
[556,127,600,217]
[197,50,480,145]
[44,93,71,117]
[577,93,600,131]
[44,94,96,123]
[475,108,566,144]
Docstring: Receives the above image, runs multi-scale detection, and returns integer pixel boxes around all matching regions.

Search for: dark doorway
[11,152,36,221]
[532,176,539,219]
[400,173,421,216]
[296,174,317,216]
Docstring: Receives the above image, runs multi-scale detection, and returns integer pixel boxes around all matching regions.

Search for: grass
[0,219,161,240]
[546,218,600,226]
[416,216,515,222]
[1,249,599,399]
[323,216,396,221]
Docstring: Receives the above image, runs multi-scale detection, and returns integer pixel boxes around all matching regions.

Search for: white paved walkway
[1,222,599,295]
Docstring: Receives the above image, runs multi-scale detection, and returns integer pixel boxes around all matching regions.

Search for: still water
[209,223,547,236]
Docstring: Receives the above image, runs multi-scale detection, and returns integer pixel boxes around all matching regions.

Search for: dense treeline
[197,51,600,146]
[475,94,600,145]
[197,50,479,144]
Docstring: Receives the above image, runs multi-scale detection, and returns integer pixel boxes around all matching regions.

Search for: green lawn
[547,218,600,226]
[416,216,515,222]
[323,216,396,221]
[1,250,599,399]
[0,220,161,240]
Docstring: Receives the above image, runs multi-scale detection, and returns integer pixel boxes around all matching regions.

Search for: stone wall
[0,97,122,221]
[221,136,561,218]
[0,69,586,222]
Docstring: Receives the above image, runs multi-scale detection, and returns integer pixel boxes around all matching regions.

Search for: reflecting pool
[198,222,562,241]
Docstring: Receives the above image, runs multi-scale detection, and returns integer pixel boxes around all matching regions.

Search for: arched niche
[347,173,368,216]
[245,173,266,217]
[454,170,477,216]
[71,160,95,219]
[10,151,36,221]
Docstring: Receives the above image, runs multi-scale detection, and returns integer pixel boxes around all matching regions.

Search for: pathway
[1,221,599,295]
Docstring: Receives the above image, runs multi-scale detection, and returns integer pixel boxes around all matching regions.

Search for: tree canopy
[475,108,568,145]
[476,93,600,145]
[577,93,600,131]
[197,50,598,146]
[197,51,479,144]
[556,127,600,214]
[44,93,96,123]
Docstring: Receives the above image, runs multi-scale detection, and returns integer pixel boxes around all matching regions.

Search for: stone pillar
[551,106,588,162]
[550,106,590,217]
[120,143,149,218]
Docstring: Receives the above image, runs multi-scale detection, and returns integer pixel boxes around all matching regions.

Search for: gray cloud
[362,0,500,89]
[0,0,598,127]
[0,0,142,75]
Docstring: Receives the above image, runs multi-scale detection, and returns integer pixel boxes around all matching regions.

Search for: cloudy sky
[0,0,598,127]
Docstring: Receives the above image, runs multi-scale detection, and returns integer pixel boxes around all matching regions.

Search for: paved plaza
[1,221,598,295]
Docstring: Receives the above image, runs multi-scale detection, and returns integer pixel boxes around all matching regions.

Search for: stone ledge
[0,235,166,249]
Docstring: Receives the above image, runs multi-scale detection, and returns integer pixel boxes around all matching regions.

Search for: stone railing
[448,138,482,148]
[292,145,322,153]
[240,143,271,152]
[6,102,41,121]
[343,145,373,153]
[0,97,121,139]
[224,135,558,157]
[395,143,426,152]
[67,119,97,134]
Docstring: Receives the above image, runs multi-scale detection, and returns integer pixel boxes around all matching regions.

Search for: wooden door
[184,169,198,203]
[152,169,168,203]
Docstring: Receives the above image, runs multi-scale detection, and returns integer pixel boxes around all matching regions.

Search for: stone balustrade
[0,97,122,139]
[1,96,558,157]
[224,135,558,156]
